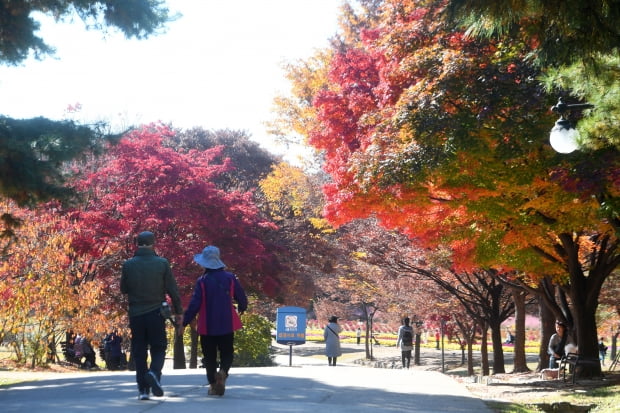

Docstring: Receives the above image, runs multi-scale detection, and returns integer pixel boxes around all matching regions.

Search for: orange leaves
[0,206,108,365]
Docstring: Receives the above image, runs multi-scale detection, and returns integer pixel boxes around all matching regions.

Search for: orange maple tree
[0,202,107,367]
[292,0,619,374]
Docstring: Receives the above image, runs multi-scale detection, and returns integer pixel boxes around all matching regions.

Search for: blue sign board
[276,306,306,345]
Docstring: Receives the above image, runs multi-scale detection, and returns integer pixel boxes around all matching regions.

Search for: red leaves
[69,124,282,300]
[306,0,564,275]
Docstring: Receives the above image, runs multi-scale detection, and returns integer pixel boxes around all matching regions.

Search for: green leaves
[0,116,109,207]
[0,0,171,66]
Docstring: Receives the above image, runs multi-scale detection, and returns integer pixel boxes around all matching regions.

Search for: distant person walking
[121,231,183,400]
[396,317,414,369]
[181,245,248,396]
[324,316,342,366]
[356,327,362,345]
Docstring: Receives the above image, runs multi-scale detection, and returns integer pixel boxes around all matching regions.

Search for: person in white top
[396,317,414,369]
[324,316,342,366]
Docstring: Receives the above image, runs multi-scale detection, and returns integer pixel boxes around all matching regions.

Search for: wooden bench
[560,353,603,384]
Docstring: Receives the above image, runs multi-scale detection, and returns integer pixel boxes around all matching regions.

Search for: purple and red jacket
[182,268,248,336]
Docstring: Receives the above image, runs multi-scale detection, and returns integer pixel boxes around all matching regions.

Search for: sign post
[276,306,306,366]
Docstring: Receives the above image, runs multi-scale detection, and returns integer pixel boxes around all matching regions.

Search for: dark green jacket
[121,247,183,317]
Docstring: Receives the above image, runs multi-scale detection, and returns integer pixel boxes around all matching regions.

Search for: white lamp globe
[549,119,579,153]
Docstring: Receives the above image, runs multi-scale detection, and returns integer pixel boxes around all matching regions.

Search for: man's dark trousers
[130,309,167,393]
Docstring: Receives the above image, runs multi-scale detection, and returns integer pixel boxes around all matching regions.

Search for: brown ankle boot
[214,371,228,396]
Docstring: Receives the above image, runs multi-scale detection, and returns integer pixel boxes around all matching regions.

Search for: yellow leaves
[268,49,333,139]
[0,205,109,366]
[522,177,602,232]
[260,162,321,219]
[309,217,335,233]
[351,251,367,259]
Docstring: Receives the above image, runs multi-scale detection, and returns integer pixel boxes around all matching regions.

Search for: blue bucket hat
[194,245,226,269]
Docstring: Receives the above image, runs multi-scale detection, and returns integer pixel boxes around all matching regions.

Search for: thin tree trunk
[510,287,530,372]
[467,328,475,376]
[189,329,198,368]
[490,318,505,374]
[480,324,489,376]
[489,282,506,374]
[414,328,421,365]
[173,334,186,369]
[538,298,555,372]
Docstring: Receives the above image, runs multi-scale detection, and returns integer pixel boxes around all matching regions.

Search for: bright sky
[0,0,340,157]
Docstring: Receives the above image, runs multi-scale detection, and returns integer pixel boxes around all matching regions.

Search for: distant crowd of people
[62,329,127,370]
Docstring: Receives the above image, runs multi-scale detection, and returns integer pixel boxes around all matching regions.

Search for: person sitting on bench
[548,320,574,369]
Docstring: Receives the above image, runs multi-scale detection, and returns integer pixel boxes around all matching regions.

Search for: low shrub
[234,313,274,367]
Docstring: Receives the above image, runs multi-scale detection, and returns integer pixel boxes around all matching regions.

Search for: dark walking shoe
[145,371,164,397]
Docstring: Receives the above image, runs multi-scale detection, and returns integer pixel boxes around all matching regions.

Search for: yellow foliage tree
[0,201,107,367]
[260,162,323,221]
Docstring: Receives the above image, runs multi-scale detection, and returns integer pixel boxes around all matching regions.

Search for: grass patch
[484,386,620,413]
[486,400,538,413]
[560,384,620,413]
[479,383,620,413]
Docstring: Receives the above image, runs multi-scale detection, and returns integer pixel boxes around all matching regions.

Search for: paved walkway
[0,343,493,413]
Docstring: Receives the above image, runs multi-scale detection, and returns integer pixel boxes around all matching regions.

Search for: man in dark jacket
[121,231,183,400]
[181,245,248,396]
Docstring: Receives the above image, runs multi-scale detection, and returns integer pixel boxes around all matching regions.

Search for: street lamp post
[549,97,594,153]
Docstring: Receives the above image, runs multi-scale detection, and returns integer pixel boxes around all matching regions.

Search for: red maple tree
[68,124,284,304]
